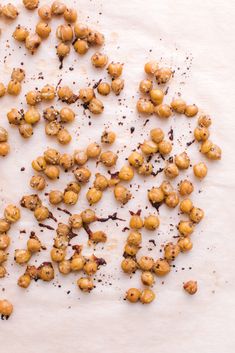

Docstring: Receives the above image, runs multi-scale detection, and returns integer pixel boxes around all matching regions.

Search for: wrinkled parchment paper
[0,0,235,352]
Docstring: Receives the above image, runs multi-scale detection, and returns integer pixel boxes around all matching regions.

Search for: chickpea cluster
[0,4,19,20]
[0,126,10,157]
[20,194,50,222]
[18,262,55,288]
[148,180,180,209]
[0,67,25,101]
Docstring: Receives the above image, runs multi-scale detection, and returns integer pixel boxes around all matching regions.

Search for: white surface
[0,0,235,352]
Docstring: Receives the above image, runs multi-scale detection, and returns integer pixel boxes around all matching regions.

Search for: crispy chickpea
[107,62,123,78]
[65,181,81,194]
[27,234,41,253]
[57,42,70,61]
[207,144,222,160]
[30,175,46,191]
[0,142,9,156]
[69,214,83,229]
[0,266,7,278]
[171,98,186,114]
[140,289,155,304]
[0,250,7,264]
[2,4,18,19]
[148,187,165,204]
[51,1,66,15]
[198,114,212,128]
[32,156,46,172]
[26,90,41,106]
[23,0,39,10]
[153,258,171,276]
[193,162,208,179]
[7,80,21,96]
[127,231,142,246]
[126,288,141,303]
[144,61,158,75]
[93,173,108,191]
[44,165,60,180]
[56,223,70,238]
[97,82,111,96]
[58,260,71,275]
[100,151,118,167]
[178,237,193,252]
[40,85,55,101]
[137,98,154,115]
[11,68,25,82]
[114,184,131,204]
[138,256,154,271]
[129,214,143,230]
[119,165,134,181]
[43,107,59,121]
[38,262,54,281]
[158,140,172,155]
[178,221,194,236]
[150,128,164,143]
[74,23,89,38]
[185,104,198,117]
[194,127,210,142]
[7,108,23,125]
[155,104,172,118]
[139,79,153,94]
[178,180,194,196]
[0,299,13,317]
[0,234,10,250]
[24,107,40,124]
[74,167,91,183]
[59,154,74,170]
[200,140,213,154]
[89,231,107,243]
[44,148,60,165]
[0,219,10,234]
[111,78,124,95]
[124,243,139,256]
[58,86,74,102]
[150,88,164,105]
[54,235,68,250]
[63,8,77,23]
[164,163,179,179]
[141,271,155,286]
[34,206,49,221]
[49,190,63,205]
[86,142,101,158]
[4,205,20,223]
[20,194,42,211]
[189,207,204,223]
[57,128,71,144]
[83,259,98,276]
[45,121,61,136]
[63,191,78,205]
[25,33,42,54]
[14,249,31,264]
[70,254,85,271]
[74,149,88,165]
[138,162,153,175]
[128,151,144,168]
[88,98,104,114]
[155,67,172,84]
[18,274,31,288]
[175,152,190,169]
[51,247,66,262]
[183,280,198,295]
[108,175,120,187]
[79,88,94,103]
[140,140,158,155]
[91,52,108,68]
[13,26,29,42]
[144,215,160,230]
[86,188,102,205]
[87,30,104,46]
[77,277,93,292]
[56,24,73,42]
[0,127,8,143]
[36,22,51,39]
[180,198,193,214]
[38,5,52,20]
[160,180,173,196]
[73,39,89,55]
[0,83,6,97]
[164,242,180,261]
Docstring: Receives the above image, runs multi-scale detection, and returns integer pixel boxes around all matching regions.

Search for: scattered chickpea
[58,260,71,275]
[155,67,172,84]
[25,33,42,54]
[158,140,172,155]
[148,187,165,204]
[189,207,204,223]
[43,107,59,121]
[69,214,83,229]
[56,24,73,42]
[44,165,60,179]
[38,5,52,20]
[74,167,91,183]
[165,192,179,208]
[74,149,88,165]
[13,25,29,42]
[171,98,187,114]
[0,219,10,233]
[14,249,31,264]
[124,243,139,256]
[32,156,47,172]
[74,23,89,38]
[0,127,8,142]
[71,254,85,271]
[59,154,74,171]
[138,256,154,271]
[27,234,42,253]
[128,151,144,168]
[51,247,66,262]
[185,104,198,117]
[178,220,194,236]
[107,62,123,78]
[193,162,208,179]
[4,205,20,223]
[23,0,39,10]
[144,215,160,230]
[51,1,66,15]
[77,277,94,292]
[49,190,63,205]
[160,180,174,196]
[30,175,46,191]
[45,121,61,136]
[63,190,78,205]
[178,179,194,196]
[150,88,164,105]
[183,280,198,295]
[0,266,7,278]
[150,128,164,143]
[111,78,124,95]
[26,90,41,105]
[126,288,141,303]
[86,188,102,205]
[100,151,118,167]
[11,68,25,82]
[73,39,89,55]
[0,299,13,317]
[86,142,101,158]
[114,184,131,204]
[41,84,55,101]
[57,128,71,144]
[57,86,74,102]
[141,271,155,286]
[63,8,77,23]
[138,162,153,176]
[94,173,108,190]
[2,4,18,19]
[155,104,172,118]
[0,83,6,97]
[164,163,179,179]
[198,114,212,128]
[164,242,180,261]
[153,258,171,276]
[88,98,104,114]
[194,126,210,142]
[97,82,111,96]
[56,223,71,238]
[18,274,31,288]
[200,140,213,154]
[178,237,193,252]
[0,234,10,250]
[7,108,23,125]
[38,262,54,281]
[34,206,49,221]
[91,52,108,68]
[44,148,60,165]
[175,152,190,169]
[57,42,70,61]
[127,231,142,246]
[119,165,134,181]
[144,61,158,75]
[139,79,153,94]
[207,144,222,160]
[24,107,40,124]
[180,198,193,214]
[79,88,94,103]
[7,80,21,96]
[137,98,154,115]
[20,194,42,211]
[140,140,158,155]
[0,250,7,264]
[129,214,143,230]
[36,22,51,39]
[140,289,155,304]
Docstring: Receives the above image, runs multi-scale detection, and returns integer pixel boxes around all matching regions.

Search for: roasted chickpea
[138,256,154,271]
[7,80,21,96]
[126,288,141,303]
[74,149,88,165]
[4,205,20,223]
[164,242,180,261]
[36,21,51,39]
[178,220,194,236]
[56,24,73,42]
[45,121,61,136]
[51,1,66,15]
[57,128,71,144]
[144,215,160,230]
[189,207,204,223]
[57,42,70,61]
[200,140,213,154]
[7,108,23,125]
[124,243,139,257]
[83,258,98,276]
[27,234,41,253]
[63,191,78,205]
[54,235,69,250]
[68,214,82,230]
[175,152,190,169]
[0,127,8,143]
[158,140,172,155]
[86,142,101,158]
[59,154,74,170]
[44,148,60,165]
[155,104,172,118]
[13,25,29,42]
[171,98,186,114]
[77,277,93,292]
[207,144,222,160]
[43,106,59,121]
[63,7,77,23]
[23,0,39,10]
[0,219,10,233]
[74,23,89,38]
[148,187,165,204]
[49,190,63,205]
[178,180,194,196]
[164,163,179,179]
[198,114,212,128]
[155,67,172,84]
[50,247,66,263]
[141,271,155,286]
[119,165,134,181]
[2,4,18,19]
[79,88,94,104]
[24,107,40,124]
[14,249,31,264]
[17,273,31,288]
[100,151,118,167]
[111,78,124,95]
[88,98,104,114]
[81,209,96,224]
[26,90,41,105]
[89,30,104,46]
[144,61,158,75]
[34,206,49,221]
[30,175,46,191]
[58,260,71,275]
[150,88,164,105]
[65,181,81,194]
[91,52,108,68]
[129,214,143,230]
[0,83,6,98]
[0,250,7,264]
[194,127,210,142]
[94,173,108,190]
[11,68,25,82]
[150,128,164,143]
[40,84,55,101]
[0,234,10,250]
[180,198,193,214]
[138,162,153,176]
[56,223,70,238]
[128,151,144,168]
[44,165,60,179]
[38,262,54,281]
[107,62,123,78]
[137,98,154,115]
[153,258,171,276]
[0,143,10,157]
[140,289,155,304]
[73,39,89,55]
[38,5,52,20]
[193,162,208,179]
[178,237,193,252]
[140,140,158,155]
[97,82,111,96]
[114,184,131,204]
[183,280,198,295]
[25,33,42,54]
[32,156,47,172]
[57,85,74,102]
[160,180,174,195]
[74,167,91,183]
[139,79,153,94]
[185,104,198,117]
[20,194,42,211]
[89,231,107,243]
[0,299,13,317]
[86,188,102,205]
[127,231,142,246]
[0,266,7,278]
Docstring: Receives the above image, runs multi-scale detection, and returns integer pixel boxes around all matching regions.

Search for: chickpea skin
[155,67,172,84]
[36,22,51,39]
[148,187,165,204]
[164,163,179,179]
[14,249,31,264]
[77,277,94,292]
[0,299,13,317]
[178,237,193,252]
[4,205,20,223]
[150,128,164,143]
[137,98,154,115]
[127,231,142,246]
[7,80,21,96]
[91,52,108,68]
[114,184,131,204]
[111,78,124,95]
[13,26,29,42]
[107,62,123,78]
[126,288,141,303]
[153,259,171,276]
[25,33,42,54]
[38,5,52,20]
[185,104,198,117]
[88,98,104,114]
[144,61,158,75]
[178,221,194,236]
[189,207,204,223]
[144,215,160,230]
[129,214,143,230]
[63,8,77,23]
[97,82,111,96]
[100,151,118,167]
[119,165,134,181]
[183,280,198,295]
[193,162,208,179]
[128,151,144,168]
[139,79,153,94]
[74,167,91,183]
[141,271,155,286]
[164,242,180,261]
[180,198,193,214]
[140,289,155,304]
[158,140,172,155]
[171,98,187,114]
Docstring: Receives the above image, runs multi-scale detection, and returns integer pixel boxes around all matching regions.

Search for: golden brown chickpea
[7,80,21,96]
[198,114,212,128]
[23,0,39,10]
[24,107,40,124]
[193,162,208,179]
[14,249,31,264]
[155,67,172,84]
[0,250,7,264]
[206,144,222,160]
[43,107,59,121]
[49,190,63,205]
[122,257,138,273]
[74,149,88,165]
[150,88,164,105]
[194,127,210,142]
[137,98,154,115]
[114,184,131,204]
[57,85,75,102]
[56,24,73,42]
[180,198,193,214]
[158,140,172,155]
[38,5,52,20]
[108,175,120,187]
[127,231,142,246]
[185,104,198,117]
[160,180,174,196]
[44,148,60,165]
[93,173,108,191]
[51,1,66,15]
[153,258,171,276]
[141,271,155,286]
[0,219,10,234]
[119,165,134,181]
[200,140,213,154]
[86,188,102,205]
[26,90,41,106]
[140,140,158,155]
[25,33,42,54]
[4,205,20,223]
[36,22,51,39]
[126,288,141,303]
[0,142,9,156]
[57,128,71,144]
[2,4,18,19]
[0,83,6,97]
[68,214,83,229]
[164,242,180,261]
[178,180,194,196]
[138,256,154,271]
[86,142,101,158]
[11,68,25,82]
[79,88,94,104]
[70,254,85,271]
[100,151,118,167]
[57,42,70,61]
[59,154,74,170]
[83,258,98,276]
[0,127,8,143]
[77,277,93,292]
[34,206,49,222]
[150,128,164,143]
[111,78,124,95]
[63,191,78,205]
[65,181,81,194]
[73,39,89,55]
[18,274,31,288]
[0,234,10,250]
[144,59,159,74]
[58,260,71,275]
[20,194,42,211]
[64,7,77,23]
[87,30,104,46]
[91,52,108,68]
[175,152,190,169]
[139,79,153,94]
[164,163,179,179]
[89,231,107,243]
[171,98,187,114]
[40,84,55,101]
[38,262,54,281]
[144,215,160,230]
[7,108,23,125]
[74,167,91,183]
[50,247,66,263]
[178,237,193,252]
[0,266,7,278]
[107,62,123,78]
[54,235,68,250]
[97,82,111,96]
[74,23,89,38]
[0,299,13,317]
[44,165,60,179]
[128,151,144,168]
[45,121,61,136]
[13,26,29,42]
[183,280,198,295]
[189,207,204,223]
[56,223,70,238]
[25,265,38,280]
[138,162,153,176]
[178,221,194,236]
[30,175,46,191]
[88,98,104,114]
[129,214,143,230]
[140,289,155,304]
[148,187,165,204]
[124,243,139,256]
[32,156,47,172]
[155,104,172,118]
[27,234,41,253]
